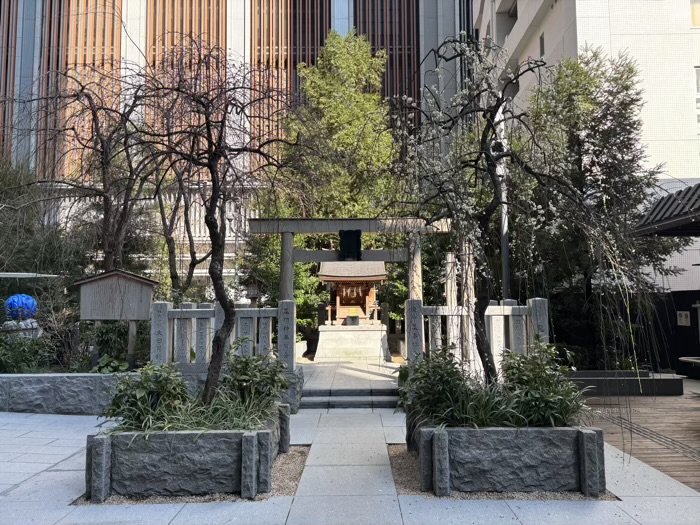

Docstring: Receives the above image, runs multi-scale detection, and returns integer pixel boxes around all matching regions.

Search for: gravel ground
[77,446,310,505]
[388,445,617,501]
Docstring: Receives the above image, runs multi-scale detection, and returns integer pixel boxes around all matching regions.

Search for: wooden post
[126,321,137,370]
[150,302,172,364]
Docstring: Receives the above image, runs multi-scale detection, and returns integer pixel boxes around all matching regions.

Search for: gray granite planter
[0,373,119,415]
[418,426,605,497]
[0,370,303,415]
[86,404,290,502]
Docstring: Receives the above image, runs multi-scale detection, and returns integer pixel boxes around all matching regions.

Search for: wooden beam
[249,218,451,235]
[292,249,408,263]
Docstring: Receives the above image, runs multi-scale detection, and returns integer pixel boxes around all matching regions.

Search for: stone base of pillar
[280,367,305,414]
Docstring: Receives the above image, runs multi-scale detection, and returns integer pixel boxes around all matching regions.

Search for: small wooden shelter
[73,270,159,367]
[73,270,158,321]
[318,261,386,325]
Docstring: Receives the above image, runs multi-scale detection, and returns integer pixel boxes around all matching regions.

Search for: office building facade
[1,0,473,165]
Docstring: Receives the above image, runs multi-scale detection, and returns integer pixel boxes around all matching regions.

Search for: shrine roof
[317,261,387,282]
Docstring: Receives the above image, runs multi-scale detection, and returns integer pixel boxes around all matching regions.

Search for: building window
[695,68,700,144]
[539,33,545,58]
[693,0,700,27]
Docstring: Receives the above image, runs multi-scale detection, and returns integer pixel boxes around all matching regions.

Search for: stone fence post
[278,300,296,371]
[150,302,172,364]
[405,299,424,362]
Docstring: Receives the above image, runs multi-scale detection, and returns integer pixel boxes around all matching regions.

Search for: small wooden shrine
[318,261,386,325]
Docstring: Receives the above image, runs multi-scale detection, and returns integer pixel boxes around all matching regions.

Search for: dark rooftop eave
[636,181,700,237]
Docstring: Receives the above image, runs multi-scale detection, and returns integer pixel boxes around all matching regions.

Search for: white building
[474,0,700,290]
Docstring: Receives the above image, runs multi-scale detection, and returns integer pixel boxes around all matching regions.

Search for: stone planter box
[0,373,120,415]
[86,404,291,502]
[567,370,683,396]
[418,426,605,497]
[0,369,304,415]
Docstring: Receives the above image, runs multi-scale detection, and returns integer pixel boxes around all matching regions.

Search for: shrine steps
[300,388,399,409]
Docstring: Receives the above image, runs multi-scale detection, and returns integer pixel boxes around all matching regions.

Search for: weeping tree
[137,38,288,403]
[524,49,688,369]
[399,38,685,380]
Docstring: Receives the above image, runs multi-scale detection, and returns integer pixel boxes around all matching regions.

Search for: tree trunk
[475,296,498,383]
[201,179,233,405]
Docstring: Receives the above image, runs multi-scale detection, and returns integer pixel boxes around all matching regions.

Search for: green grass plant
[399,343,589,431]
[103,354,288,434]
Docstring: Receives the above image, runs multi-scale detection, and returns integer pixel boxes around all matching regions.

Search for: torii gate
[247,218,452,369]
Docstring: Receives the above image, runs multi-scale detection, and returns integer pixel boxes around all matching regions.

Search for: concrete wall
[86,405,290,502]
[418,426,606,496]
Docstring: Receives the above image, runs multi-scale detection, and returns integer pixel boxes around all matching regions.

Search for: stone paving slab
[170,497,293,525]
[306,443,390,466]
[506,500,638,525]
[0,470,84,504]
[1,410,699,525]
[614,496,700,525]
[380,412,406,427]
[605,444,700,497]
[399,497,522,525]
[296,466,396,496]
[290,414,320,445]
[327,408,373,414]
[317,414,382,427]
[287,496,403,525]
[11,453,75,464]
[383,426,406,444]
[0,502,75,525]
[0,461,54,474]
[55,504,185,525]
[312,426,387,444]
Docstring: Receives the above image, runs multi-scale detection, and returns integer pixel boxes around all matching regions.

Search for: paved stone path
[1,397,700,523]
[302,359,400,395]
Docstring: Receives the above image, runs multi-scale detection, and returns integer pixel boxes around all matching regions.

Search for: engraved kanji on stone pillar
[278,300,296,371]
[150,302,172,364]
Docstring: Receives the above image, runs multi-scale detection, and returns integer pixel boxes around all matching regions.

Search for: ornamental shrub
[399,344,589,431]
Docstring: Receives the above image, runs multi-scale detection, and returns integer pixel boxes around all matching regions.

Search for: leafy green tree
[281,30,397,218]
[520,49,688,367]
[246,31,402,330]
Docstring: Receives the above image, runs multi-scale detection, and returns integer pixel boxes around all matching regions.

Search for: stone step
[303,387,399,397]
[299,395,399,409]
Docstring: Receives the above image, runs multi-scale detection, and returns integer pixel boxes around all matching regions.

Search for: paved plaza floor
[1,364,700,524]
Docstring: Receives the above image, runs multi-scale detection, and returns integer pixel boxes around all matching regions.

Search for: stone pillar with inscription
[150,302,172,364]
[405,299,424,362]
[280,232,294,302]
[278,300,296,371]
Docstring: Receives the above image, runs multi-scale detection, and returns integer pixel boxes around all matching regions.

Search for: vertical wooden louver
[354,0,420,101]
[251,0,331,95]
[0,0,19,155]
[145,0,227,66]
[35,0,123,179]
